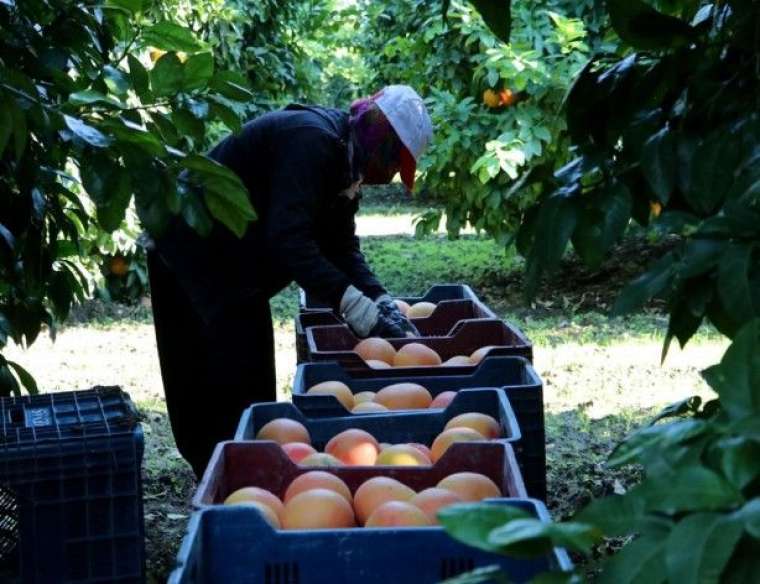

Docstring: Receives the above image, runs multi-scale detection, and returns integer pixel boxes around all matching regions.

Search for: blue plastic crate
[0,387,145,583]
[299,283,487,313]
[235,388,520,454]
[292,357,547,500]
[169,498,572,584]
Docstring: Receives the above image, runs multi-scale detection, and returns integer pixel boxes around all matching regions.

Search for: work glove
[340,286,408,339]
[375,294,420,337]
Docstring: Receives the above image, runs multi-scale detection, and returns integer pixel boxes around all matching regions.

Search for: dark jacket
[153,105,385,324]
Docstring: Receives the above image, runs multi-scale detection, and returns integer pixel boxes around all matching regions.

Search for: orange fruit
[354,391,376,404]
[306,381,355,411]
[444,413,501,439]
[325,429,380,466]
[223,486,285,522]
[410,488,463,523]
[366,359,392,369]
[300,453,344,467]
[394,300,411,315]
[429,391,457,409]
[353,477,416,525]
[393,343,442,367]
[281,442,317,464]
[236,500,281,529]
[256,418,311,445]
[365,501,433,527]
[650,201,662,217]
[407,443,433,461]
[437,472,502,502]
[482,88,500,108]
[352,402,389,414]
[374,383,433,409]
[108,256,129,276]
[284,471,352,504]
[406,302,436,319]
[498,88,516,106]
[430,427,485,463]
[354,338,397,364]
[282,488,356,529]
[469,346,496,364]
[375,444,431,466]
[443,355,474,366]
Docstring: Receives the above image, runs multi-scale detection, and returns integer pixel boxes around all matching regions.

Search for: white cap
[372,85,433,162]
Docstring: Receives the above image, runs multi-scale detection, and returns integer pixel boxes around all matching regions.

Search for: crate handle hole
[8,407,24,425]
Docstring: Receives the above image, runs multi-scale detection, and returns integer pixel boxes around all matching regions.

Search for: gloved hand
[341,285,408,338]
[375,294,420,337]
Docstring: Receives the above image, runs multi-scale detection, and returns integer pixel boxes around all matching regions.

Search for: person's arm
[326,197,387,300]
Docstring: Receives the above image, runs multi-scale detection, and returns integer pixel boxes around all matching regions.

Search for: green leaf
[440,565,510,584]
[640,467,743,513]
[613,252,676,315]
[572,181,632,269]
[0,99,12,157]
[0,363,21,397]
[575,495,646,537]
[80,152,132,232]
[686,132,743,215]
[68,90,123,108]
[103,65,130,95]
[209,97,242,133]
[721,536,760,584]
[183,52,214,91]
[151,52,184,97]
[641,127,676,204]
[599,534,667,584]
[665,513,744,584]
[142,22,205,52]
[210,71,254,101]
[438,503,531,554]
[108,118,165,156]
[717,244,757,327]
[737,498,760,538]
[127,54,150,99]
[7,360,38,395]
[525,194,579,297]
[63,115,112,147]
[608,0,696,51]
[717,437,760,490]
[609,419,707,468]
[702,320,760,419]
[182,154,256,237]
[105,0,142,14]
[488,519,601,555]
[469,0,512,44]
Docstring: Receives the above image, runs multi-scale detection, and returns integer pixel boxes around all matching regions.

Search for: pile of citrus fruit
[255,414,501,466]
[353,337,497,369]
[224,470,502,530]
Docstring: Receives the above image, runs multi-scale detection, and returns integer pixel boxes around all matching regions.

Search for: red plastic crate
[194,441,526,508]
[305,319,533,374]
[295,299,498,363]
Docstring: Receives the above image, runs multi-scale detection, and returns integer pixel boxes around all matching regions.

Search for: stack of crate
[171,285,567,583]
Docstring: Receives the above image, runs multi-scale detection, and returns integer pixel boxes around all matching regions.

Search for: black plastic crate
[0,386,145,583]
[292,357,547,500]
[294,299,498,363]
[298,283,487,313]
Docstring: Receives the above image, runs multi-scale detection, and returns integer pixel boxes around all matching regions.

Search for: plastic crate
[0,386,145,583]
[235,389,521,454]
[295,299,498,363]
[169,498,572,584]
[292,357,546,500]
[305,320,533,372]
[298,283,487,313]
[193,441,526,508]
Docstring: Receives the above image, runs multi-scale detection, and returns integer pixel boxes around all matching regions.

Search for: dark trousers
[147,251,276,478]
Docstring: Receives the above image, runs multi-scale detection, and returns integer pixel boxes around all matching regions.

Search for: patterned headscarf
[348,97,402,184]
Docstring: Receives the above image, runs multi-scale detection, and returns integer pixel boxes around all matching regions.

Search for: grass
[3,201,729,581]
